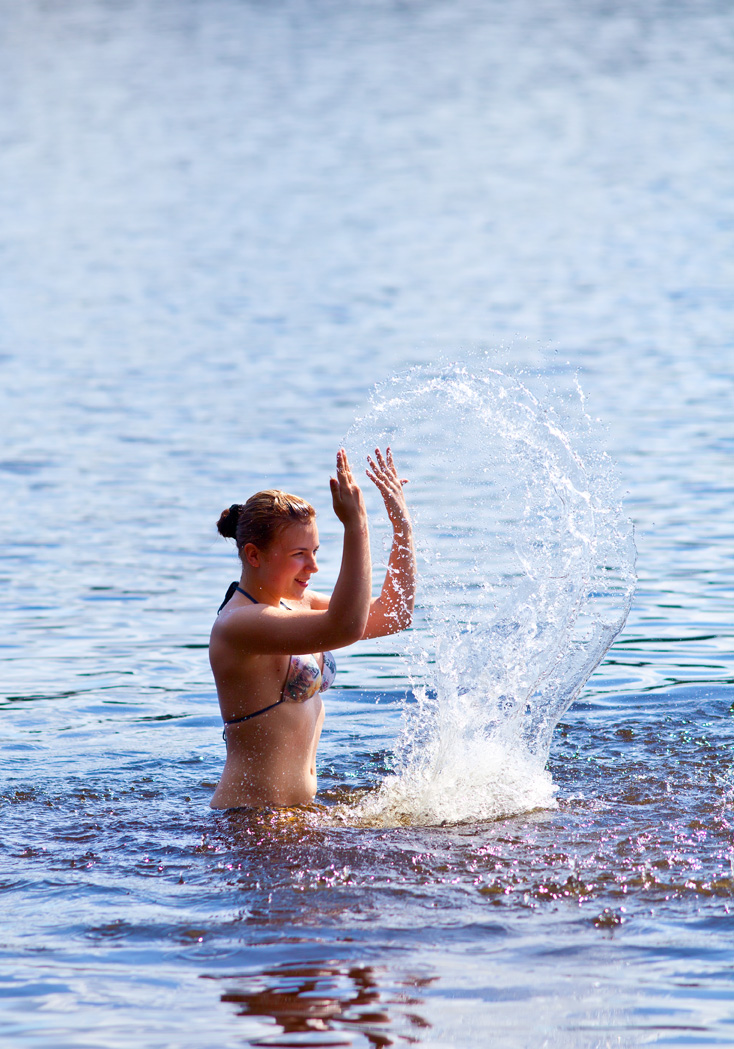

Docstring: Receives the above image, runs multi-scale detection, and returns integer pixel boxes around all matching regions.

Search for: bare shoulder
[304,589,330,610]
[210,601,264,641]
[210,590,345,655]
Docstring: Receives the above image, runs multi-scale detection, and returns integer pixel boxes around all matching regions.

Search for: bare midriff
[210,695,325,809]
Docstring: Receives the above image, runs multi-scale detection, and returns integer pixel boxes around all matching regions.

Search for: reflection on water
[208,961,432,1048]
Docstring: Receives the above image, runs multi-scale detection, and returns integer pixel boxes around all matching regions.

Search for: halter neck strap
[217,582,291,614]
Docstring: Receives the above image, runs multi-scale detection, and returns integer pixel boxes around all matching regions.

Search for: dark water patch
[0,460,54,475]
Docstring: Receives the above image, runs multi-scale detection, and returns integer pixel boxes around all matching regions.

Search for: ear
[243,542,261,568]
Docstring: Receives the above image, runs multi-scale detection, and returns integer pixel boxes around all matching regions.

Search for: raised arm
[362,447,416,639]
[215,450,372,655]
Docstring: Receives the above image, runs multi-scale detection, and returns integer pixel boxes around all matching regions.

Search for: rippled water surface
[1,1,733,1046]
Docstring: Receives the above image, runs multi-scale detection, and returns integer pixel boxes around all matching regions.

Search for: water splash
[341,363,636,827]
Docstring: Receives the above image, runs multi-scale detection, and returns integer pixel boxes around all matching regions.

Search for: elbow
[345,627,367,646]
[384,604,414,636]
[381,595,415,635]
[352,608,373,643]
[396,594,414,631]
[340,616,368,646]
[334,609,371,647]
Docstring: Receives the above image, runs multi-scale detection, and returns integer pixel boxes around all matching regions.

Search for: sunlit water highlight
[344,365,637,825]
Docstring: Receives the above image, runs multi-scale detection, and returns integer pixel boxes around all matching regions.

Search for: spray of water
[340,363,636,827]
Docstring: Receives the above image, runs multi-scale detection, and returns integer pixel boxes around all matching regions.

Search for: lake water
[1,0,733,1046]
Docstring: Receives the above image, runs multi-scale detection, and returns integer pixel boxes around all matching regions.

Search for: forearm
[328,520,372,640]
[376,522,416,632]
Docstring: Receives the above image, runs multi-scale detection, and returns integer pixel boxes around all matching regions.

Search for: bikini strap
[217,584,267,614]
[222,697,286,741]
[224,698,285,726]
[217,581,240,614]
[233,585,290,609]
[217,584,296,742]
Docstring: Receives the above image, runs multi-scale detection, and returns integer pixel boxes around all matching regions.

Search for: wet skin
[209,447,415,809]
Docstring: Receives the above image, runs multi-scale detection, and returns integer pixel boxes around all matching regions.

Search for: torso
[208,589,331,809]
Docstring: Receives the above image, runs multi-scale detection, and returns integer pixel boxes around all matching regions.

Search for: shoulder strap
[217,581,240,614]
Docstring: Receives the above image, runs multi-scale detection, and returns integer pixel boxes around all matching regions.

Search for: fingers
[336,447,356,483]
[375,446,400,478]
[365,466,388,495]
[334,449,363,503]
[339,447,406,503]
[374,447,388,472]
[366,458,388,492]
[367,448,399,485]
[332,449,368,525]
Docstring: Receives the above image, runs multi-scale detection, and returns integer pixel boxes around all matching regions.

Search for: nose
[307,553,318,574]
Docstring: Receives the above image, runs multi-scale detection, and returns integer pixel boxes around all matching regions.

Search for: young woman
[209,447,415,809]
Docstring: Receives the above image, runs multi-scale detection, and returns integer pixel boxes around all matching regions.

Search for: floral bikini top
[217,582,336,733]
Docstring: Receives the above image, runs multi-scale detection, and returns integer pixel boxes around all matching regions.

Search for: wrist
[391,519,412,537]
[343,515,369,535]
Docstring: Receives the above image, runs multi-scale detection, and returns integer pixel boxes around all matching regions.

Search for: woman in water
[210,447,415,809]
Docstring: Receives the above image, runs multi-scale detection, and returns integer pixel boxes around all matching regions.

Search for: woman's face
[258,520,320,601]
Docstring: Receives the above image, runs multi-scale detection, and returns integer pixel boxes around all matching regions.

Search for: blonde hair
[217,489,315,557]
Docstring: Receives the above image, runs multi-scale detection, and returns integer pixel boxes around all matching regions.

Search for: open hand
[330,448,367,526]
[366,447,411,531]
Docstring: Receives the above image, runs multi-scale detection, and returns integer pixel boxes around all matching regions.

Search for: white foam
[341,364,636,827]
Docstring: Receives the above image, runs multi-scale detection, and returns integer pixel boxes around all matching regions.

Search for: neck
[239,575,282,607]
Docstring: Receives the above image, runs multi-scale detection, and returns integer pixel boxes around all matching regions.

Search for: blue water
[1,0,733,1046]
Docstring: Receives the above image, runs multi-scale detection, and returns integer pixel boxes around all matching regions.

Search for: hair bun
[217,504,241,539]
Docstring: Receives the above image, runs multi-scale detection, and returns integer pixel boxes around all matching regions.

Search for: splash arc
[342,364,637,826]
